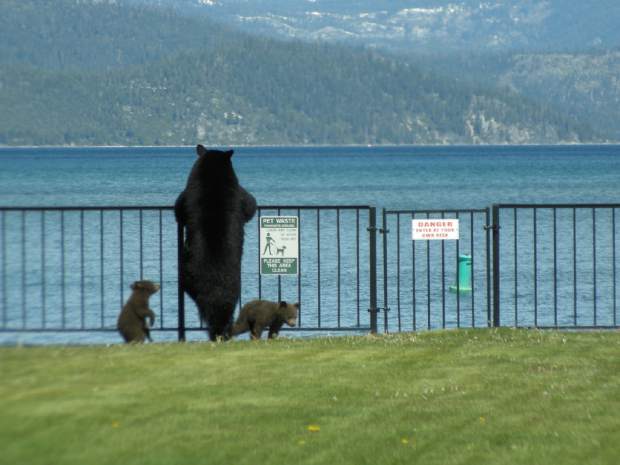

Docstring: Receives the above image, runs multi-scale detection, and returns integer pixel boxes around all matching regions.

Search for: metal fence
[0,205,377,344]
[491,204,620,329]
[1,202,619,344]
[0,207,179,344]
[379,204,620,332]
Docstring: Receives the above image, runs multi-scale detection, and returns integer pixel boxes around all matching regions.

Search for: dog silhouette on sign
[276,245,287,256]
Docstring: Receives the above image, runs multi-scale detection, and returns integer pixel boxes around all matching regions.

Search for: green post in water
[449,254,472,293]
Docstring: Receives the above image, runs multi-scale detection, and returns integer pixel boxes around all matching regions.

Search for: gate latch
[368,307,390,314]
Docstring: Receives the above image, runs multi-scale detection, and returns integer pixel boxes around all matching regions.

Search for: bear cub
[117,280,160,343]
[232,300,299,340]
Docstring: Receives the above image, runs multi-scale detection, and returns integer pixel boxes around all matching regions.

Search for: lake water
[1,145,619,345]
[1,145,620,208]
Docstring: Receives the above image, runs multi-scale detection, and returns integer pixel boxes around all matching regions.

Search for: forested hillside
[0,0,603,146]
[498,51,620,140]
[0,0,231,70]
[414,50,620,140]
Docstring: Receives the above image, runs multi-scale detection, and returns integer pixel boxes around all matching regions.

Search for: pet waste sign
[412,219,459,240]
[260,216,299,275]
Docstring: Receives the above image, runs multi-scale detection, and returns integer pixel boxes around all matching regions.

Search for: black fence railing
[492,204,620,329]
[0,205,377,344]
[1,202,618,344]
[0,207,179,343]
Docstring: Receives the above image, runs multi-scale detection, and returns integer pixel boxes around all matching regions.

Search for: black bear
[232,300,299,340]
[175,145,257,341]
[117,280,160,343]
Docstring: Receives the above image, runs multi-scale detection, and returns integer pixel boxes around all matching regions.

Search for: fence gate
[380,208,492,333]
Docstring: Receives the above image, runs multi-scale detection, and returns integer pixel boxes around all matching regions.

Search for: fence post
[368,207,378,334]
[491,204,500,327]
[382,208,389,333]
[177,221,186,342]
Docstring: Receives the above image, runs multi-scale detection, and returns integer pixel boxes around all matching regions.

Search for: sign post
[260,216,299,275]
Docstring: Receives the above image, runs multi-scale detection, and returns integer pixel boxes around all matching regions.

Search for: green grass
[1,329,619,465]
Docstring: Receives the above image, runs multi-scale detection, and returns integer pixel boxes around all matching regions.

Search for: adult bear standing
[175,145,257,341]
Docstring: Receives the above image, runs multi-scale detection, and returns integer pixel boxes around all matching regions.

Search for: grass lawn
[1,328,619,465]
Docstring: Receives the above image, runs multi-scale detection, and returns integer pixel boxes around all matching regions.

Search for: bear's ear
[130,282,138,290]
[279,301,287,308]
[196,144,207,157]
[225,149,234,159]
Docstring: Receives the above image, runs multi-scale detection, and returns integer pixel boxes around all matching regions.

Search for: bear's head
[191,144,237,184]
[130,280,160,296]
[279,301,299,327]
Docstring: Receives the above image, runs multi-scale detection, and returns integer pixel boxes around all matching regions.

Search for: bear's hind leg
[205,301,235,342]
[250,323,264,340]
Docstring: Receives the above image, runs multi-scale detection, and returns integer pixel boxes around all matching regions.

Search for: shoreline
[1,142,619,150]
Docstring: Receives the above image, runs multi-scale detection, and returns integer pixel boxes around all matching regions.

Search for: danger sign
[412,219,459,240]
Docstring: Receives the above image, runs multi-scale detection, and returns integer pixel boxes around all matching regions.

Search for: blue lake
[1,145,619,209]
[1,145,619,345]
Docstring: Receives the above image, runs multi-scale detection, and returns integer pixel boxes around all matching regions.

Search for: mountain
[130,0,620,53]
[0,0,604,146]
[123,0,620,140]
[413,50,620,140]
